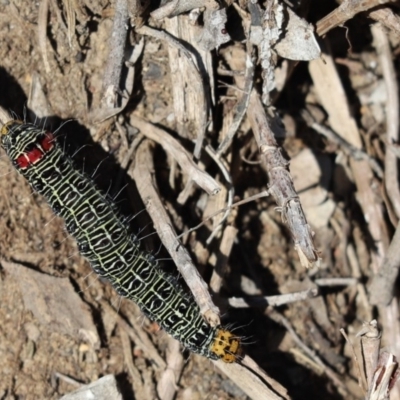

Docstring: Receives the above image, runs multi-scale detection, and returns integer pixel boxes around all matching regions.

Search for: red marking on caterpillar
[40,133,54,151]
[1,120,242,363]
[16,132,55,169]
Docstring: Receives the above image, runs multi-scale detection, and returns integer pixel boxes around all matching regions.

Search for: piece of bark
[101,0,129,110]
[1,260,100,348]
[163,16,209,158]
[357,320,381,390]
[215,355,290,400]
[150,0,218,20]
[371,24,400,221]
[59,375,122,400]
[369,7,400,35]
[309,45,388,271]
[156,338,184,400]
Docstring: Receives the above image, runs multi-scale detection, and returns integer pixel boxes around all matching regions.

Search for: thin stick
[101,300,166,369]
[316,0,397,37]
[217,49,255,155]
[176,190,270,240]
[102,0,129,109]
[369,222,400,305]
[302,110,383,179]
[248,91,318,266]
[268,310,349,396]
[129,139,221,325]
[156,339,184,400]
[372,23,400,220]
[130,115,220,195]
[38,0,51,74]
[228,288,319,308]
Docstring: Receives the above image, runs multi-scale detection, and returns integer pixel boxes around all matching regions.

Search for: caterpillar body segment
[1,120,241,363]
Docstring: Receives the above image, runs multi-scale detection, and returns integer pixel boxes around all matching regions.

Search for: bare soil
[0,1,399,400]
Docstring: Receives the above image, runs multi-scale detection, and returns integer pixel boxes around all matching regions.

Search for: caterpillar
[0,120,240,363]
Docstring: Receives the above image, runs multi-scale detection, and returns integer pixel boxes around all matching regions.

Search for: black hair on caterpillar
[0,120,241,363]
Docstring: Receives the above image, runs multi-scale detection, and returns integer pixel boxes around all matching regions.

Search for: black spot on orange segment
[1,120,240,361]
[210,329,241,363]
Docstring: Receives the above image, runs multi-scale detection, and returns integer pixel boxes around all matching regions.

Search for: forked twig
[129,114,220,195]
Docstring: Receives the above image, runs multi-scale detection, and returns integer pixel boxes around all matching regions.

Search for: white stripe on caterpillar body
[0,120,241,363]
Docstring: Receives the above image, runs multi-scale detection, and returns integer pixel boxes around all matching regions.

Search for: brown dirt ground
[0,1,399,400]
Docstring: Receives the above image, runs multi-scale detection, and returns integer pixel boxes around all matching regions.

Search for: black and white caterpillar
[1,120,240,363]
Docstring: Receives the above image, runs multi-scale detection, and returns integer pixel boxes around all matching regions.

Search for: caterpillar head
[1,121,55,171]
[210,329,242,363]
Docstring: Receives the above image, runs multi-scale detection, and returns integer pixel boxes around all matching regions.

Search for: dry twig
[129,114,220,195]
[371,23,400,221]
[217,48,255,156]
[156,339,184,400]
[119,323,145,395]
[369,7,400,35]
[101,0,129,110]
[215,355,290,400]
[223,46,318,267]
[369,222,400,305]
[316,0,398,37]
[302,109,383,179]
[101,300,166,369]
[129,139,221,324]
[38,0,51,74]
[228,288,319,308]
[309,45,388,271]
[268,310,350,397]
[343,321,400,400]
[248,92,319,266]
